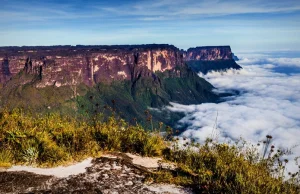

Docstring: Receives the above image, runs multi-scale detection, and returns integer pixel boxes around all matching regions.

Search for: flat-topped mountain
[0,44,240,126]
[0,44,183,87]
[0,44,240,86]
[184,46,233,61]
[183,46,241,74]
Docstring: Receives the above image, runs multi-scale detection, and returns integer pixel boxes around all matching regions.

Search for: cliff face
[184,46,233,61]
[183,46,242,74]
[0,44,233,126]
[0,45,237,87]
[0,45,183,87]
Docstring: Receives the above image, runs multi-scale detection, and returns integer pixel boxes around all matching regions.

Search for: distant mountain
[183,46,242,74]
[0,44,238,126]
[232,53,239,61]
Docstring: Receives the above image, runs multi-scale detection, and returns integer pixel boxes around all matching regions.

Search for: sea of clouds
[168,52,300,173]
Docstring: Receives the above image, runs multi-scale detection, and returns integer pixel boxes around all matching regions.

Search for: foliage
[0,109,165,167]
[0,64,217,128]
[0,109,299,193]
[152,137,300,193]
[0,149,13,167]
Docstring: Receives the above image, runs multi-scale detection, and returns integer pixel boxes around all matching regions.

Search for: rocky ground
[0,154,192,194]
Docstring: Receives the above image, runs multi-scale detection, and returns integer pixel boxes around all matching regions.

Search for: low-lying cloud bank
[240,57,300,68]
[168,52,300,173]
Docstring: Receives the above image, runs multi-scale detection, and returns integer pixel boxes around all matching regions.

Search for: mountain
[0,44,238,126]
[184,46,242,74]
[232,53,239,61]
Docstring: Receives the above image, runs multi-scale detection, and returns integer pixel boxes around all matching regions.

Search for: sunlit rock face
[0,45,183,87]
[0,45,235,88]
[184,46,233,61]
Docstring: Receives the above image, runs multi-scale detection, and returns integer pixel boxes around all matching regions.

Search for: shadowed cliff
[184,46,242,74]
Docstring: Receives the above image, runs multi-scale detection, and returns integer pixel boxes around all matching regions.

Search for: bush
[0,109,166,166]
[154,138,300,193]
[0,108,299,193]
[0,149,13,167]
[93,117,165,156]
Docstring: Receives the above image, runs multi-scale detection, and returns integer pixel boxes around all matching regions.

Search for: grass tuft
[0,108,299,193]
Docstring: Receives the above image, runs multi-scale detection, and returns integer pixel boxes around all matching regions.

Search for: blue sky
[0,0,300,52]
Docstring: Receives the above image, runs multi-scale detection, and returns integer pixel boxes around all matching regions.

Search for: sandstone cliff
[184,46,233,61]
[184,46,242,74]
[0,44,235,126]
[0,45,238,87]
[0,45,183,87]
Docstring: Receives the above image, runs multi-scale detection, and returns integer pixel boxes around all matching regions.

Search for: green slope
[0,64,218,128]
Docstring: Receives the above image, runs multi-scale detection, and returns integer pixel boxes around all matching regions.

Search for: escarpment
[0,45,241,87]
[0,45,183,87]
[184,46,233,61]
[183,46,242,74]
[0,44,239,126]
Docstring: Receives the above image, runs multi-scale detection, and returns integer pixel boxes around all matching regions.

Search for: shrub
[0,108,299,193]
[0,109,166,166]
[0,149,13,168]
[92,117,166,156]
[155,138,300,193]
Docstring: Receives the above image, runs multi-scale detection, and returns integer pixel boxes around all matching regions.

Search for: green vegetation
[76,65,218,128]
[151,137,300,193]
[0,109,299,193]
[0,71,89,116]
[0,109,165,167]
[0,65,218,128]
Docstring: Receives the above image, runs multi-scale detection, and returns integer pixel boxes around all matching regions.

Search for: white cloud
[168,54,300,173]
[99,0,300,19]
[238,57,300,68]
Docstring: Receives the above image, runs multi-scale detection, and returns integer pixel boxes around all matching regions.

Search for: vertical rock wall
[0,45,233,87]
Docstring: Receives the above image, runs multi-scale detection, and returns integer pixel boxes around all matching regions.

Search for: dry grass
[0,108,299,193]
[0,109,165,167]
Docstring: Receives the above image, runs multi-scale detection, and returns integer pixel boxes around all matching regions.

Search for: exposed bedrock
[184,46,233,61]
[0,44,239,87]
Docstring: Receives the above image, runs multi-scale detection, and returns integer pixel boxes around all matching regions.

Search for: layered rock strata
[184,46,233,61]
[0,45,236,87]
[0,45,183,87]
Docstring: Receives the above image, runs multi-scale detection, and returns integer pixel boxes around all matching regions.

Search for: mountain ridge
[0,44,239,126]
[0,44,239,86]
